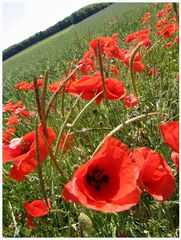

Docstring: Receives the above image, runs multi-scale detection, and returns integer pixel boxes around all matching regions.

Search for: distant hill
[3,3,113,61]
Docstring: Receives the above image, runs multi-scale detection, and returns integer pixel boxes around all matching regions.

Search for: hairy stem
[41,67,50,122]
[129,42,142,97]
[60,91,103,159]
[46,67,78,118]
[35,117,48,205]
[33,78,42,120]
[97,39,108,105]
[54,95,81,156]
[92,112,160,156]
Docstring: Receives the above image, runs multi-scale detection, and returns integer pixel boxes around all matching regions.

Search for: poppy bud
[98,121,104,128]
[92,109,98,114]
[78,212,93,234]
[73,164,79,172]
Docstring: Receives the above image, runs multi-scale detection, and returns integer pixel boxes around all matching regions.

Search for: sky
[2,0,114,50]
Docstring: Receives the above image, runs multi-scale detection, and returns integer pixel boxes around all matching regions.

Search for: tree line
[3,3,113,61]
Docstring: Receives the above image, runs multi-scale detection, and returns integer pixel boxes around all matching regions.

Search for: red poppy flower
[3,125,56,180]
[177,73,179,81]
[89,37,120,58]
[77,50,95,75]
[3,101,23,113]
[13,106,31,120]
[159,23,178,39]
[165,42,173,48]
[164,3,171,7]
[133,147,175,200]
[147,67,160,77]
[68,73,126,104]
[141,21,148,26]
[125,29,149,44]
[142,12,151,21]
[123,51,145,72]
[171,151,179,170]
[28,111,36,117]
[156,17,169,30]
[6,115,22,126]
[24,199,50,228]
[59,132,74,154]
[96,77,125,104]
[123,94,139,108]
[24,199,49,217]
[110,66,120,76]
[159,121,179,153]
[174,36,179,43]
[63,136,141,213]
[3,126,16,145]
[159,121,179,170]
[68,73,101,101]
[14,79,43,91]
[25,215,36,229]
[48,72,75,93]
[157,10,168,18]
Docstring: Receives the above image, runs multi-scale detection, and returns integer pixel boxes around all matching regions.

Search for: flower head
[23,199,50,228]
[159,121,179,170]
[123,94,139,108]
[68,73,125,104]
[133,147,175,200]
[63,137,141,213]
[3,125,56,180]
[14,79,43,91]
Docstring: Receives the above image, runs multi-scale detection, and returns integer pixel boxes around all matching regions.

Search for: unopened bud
[98,121,104,128]
[73,164,79,172]
[78,212,93,234]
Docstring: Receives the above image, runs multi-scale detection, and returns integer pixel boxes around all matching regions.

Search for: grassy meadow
[3,2,179,238]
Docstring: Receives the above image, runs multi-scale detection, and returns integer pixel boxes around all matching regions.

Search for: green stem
[33,78,42,120]
[54,95,81,156]
[97,39,108,105]
[46,67,78,119]
[60,91,103,159]
[34,76,66,181]
[41,67,50,122]
[61,86,65,118]
[35,117,48,205]
[129,42,142,97]
[74,31,84,55]
[43,135,67,182]
[92,112,160,157]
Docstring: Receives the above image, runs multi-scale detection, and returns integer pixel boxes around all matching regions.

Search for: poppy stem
[129,42,142,97]
[43,135,68,182]
[8,201,19,237]
[41,67,50,121]
[34,77,48,137]
[97,39,108,106]
[35,117,48,206]
[60,91,103,159]
[74,31,85,55]
[46,67,78,119]
[61,86,65,118]
[34,77,66,182]
[92,112,160,156]
[33,78,42,120]
[54,95,81,157]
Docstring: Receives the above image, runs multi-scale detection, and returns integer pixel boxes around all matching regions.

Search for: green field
[3,2,179,238]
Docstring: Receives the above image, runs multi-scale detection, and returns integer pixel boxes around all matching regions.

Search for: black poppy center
[86,167,109,191]
[20,140,33,154]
